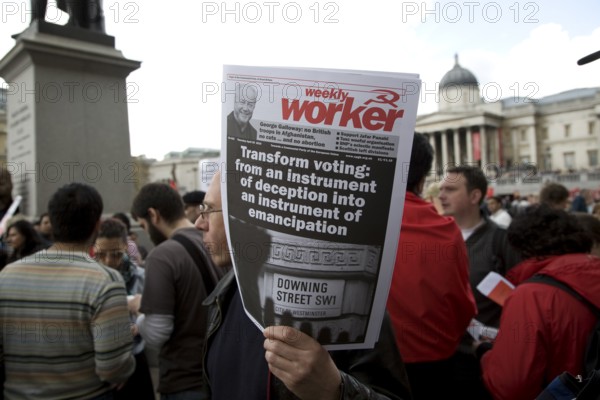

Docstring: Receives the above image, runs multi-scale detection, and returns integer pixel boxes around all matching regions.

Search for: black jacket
[465,216,521,327]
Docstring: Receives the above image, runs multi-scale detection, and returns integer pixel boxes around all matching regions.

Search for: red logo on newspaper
[364,89,400,107]
[281,88,405,132]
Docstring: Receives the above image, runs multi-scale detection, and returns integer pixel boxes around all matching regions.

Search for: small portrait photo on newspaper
[227,84,258,141]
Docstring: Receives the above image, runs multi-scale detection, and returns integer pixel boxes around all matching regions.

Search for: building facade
[147,147,220,194]
[0,88,6,165]
[417,55,600,195]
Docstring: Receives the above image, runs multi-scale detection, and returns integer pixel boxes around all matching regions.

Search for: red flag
[472,131,481,161]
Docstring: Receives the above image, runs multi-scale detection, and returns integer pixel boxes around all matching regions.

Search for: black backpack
[530,274,600,400]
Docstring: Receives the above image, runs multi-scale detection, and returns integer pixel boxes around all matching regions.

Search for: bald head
[195,171,229,268]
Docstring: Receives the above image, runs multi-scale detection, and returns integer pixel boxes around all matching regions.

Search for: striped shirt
[0,249,135,399]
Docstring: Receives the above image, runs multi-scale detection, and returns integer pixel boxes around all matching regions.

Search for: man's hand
[263,326,341,400]
[127,294,142,315]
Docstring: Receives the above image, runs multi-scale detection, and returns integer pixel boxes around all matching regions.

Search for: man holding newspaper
[196,171,412,399]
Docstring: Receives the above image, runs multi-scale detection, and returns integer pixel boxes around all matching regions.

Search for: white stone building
[0,88,6,164]
[416,55,600,195]
[147,147,220,194]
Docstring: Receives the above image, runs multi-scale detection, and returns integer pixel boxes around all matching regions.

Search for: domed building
[416,55,600,196]
[439,54,482,112]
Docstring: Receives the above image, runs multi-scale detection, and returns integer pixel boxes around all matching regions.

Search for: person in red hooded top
[386,132,477,399]
[477,204,600,400]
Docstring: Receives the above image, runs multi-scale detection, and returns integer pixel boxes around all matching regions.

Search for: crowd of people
[0,133,599,400]
[402,138,600,400]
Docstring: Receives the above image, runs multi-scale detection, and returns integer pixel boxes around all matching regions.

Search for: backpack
[529,274,600,400]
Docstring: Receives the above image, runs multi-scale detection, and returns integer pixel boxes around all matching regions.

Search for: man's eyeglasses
[198,204,222,221]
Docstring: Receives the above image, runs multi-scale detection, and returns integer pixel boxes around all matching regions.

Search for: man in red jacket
[387,132,477,399]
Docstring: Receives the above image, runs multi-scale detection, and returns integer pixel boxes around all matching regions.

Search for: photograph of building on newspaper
[222,66,421,350]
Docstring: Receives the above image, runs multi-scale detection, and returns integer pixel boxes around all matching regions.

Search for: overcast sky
[1,0,600,160]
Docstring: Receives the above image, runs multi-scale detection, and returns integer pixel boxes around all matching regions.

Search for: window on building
[564,124,571,137]
[542,127,548,140]
[589,150,598,167]
[564,152,575,170]
[589,121,595,135]
[520,129,527,142]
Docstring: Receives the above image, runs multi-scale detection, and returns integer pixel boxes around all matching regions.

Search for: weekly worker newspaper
[222,65,421,350]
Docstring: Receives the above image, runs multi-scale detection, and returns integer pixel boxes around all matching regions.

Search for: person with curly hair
[476,205,600,400]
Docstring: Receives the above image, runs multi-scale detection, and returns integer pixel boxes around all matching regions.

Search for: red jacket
[482,253,600,400]
[386,192,476,363]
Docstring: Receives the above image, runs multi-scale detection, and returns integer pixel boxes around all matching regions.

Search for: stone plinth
[0,21,140,216]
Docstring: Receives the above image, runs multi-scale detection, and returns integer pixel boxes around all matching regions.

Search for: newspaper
[467,319,499,341]
[477,271,515,307]
[222,65,420,350]
[467,272,517,342]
